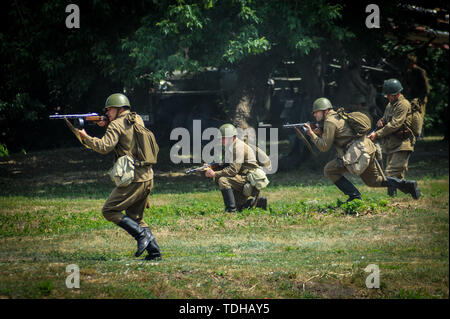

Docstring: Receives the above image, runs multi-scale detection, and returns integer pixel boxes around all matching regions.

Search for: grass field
[0,137,448,299]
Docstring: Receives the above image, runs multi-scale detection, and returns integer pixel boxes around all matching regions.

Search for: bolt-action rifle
[367,125,382,137]
[49,113,108,148]
[283,122,321,134]
[185,161,228,175]
[283,122,322,157]
[49,113,108,129]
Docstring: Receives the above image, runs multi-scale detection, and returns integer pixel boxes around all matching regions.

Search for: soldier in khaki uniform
[205,124,267,212]
[305,97,420,203]
[402,54,430,136]
[348,93,383,168]
[368,79,420,199]
[78,93,162,260]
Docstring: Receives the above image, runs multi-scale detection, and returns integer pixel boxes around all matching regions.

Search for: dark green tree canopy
[0,0,447,153]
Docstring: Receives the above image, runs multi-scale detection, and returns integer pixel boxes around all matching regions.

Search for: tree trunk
[278,51,326,170]
[229,54,280,142]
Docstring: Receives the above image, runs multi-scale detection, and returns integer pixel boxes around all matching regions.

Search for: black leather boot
[143,227,162,261]
[240,198,256,210]
[255,197,267,210]
[385,176,420,200]
[334,176,362,203]
[117,216,151,257]
[387,186,397,197]
[221,188,237,212]
[381,180,397,197]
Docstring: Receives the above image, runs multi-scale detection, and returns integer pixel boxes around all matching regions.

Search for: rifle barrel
[49,113,101,119]
[283,123,307,128]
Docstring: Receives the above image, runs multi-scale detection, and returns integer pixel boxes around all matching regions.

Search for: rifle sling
[293,127,318,157]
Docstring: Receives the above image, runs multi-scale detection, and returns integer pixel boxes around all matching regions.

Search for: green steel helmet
[312,97,333,113]
[382,79,403,96]
[219,123,237,138]
[104,93,131,110]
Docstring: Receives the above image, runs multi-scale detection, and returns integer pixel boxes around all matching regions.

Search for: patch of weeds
[37,281,54,296]
[338,198,389,215]
[391,288,435,299]
[301,291,321,299]
[339,199,367,215]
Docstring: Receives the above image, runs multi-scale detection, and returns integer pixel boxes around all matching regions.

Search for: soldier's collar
[325,108,336,119]
[117,109,131,119]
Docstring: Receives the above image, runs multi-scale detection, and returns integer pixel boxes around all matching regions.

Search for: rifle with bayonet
[185,161,228,175]
[283,122,322,157]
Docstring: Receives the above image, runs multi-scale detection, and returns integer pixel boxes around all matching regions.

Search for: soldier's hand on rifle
[205,168,215,179]
[368,131,377,141]
[303,123,313,136]
[78,129,89,140]
[313,127,322,136]
[96,118,109,127]
[377,119,384,128]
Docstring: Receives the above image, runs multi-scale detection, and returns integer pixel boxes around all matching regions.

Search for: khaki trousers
[385,151,412,179]
[216,175,249,208]
[102,179,154,227]
[324,153,384,187]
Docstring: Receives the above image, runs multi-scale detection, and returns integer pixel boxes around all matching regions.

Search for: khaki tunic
[82,110,153,182]
[310,109,355,156]
[376,95,415,179]
[214,138,259,207]
[82,110,153,227]
[376,95,415,154]
[310,109,383,186]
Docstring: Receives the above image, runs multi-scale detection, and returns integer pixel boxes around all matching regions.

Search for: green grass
[0,137,448,298]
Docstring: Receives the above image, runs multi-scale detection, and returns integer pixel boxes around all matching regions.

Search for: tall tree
[121,0,352,130]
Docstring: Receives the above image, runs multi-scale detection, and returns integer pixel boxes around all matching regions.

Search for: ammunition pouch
[108,155,135,187]
[246,168,270,191]
[395,129,411,140]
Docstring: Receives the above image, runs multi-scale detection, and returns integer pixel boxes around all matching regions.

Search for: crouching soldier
[205,124,270,212]
[304,97,420,204]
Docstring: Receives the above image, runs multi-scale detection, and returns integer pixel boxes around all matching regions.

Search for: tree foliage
[121,0,351,82]
[0,0,447,153]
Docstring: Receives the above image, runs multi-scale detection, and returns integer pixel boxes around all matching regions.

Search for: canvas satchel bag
[336,107,372,137]
[108,155,135,187]
[342,136,376,176]
[246,167,270,191]
[126,113,159,166]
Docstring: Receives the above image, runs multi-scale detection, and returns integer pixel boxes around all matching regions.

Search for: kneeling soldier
[305,97,420,203]
[205,124,268,212]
